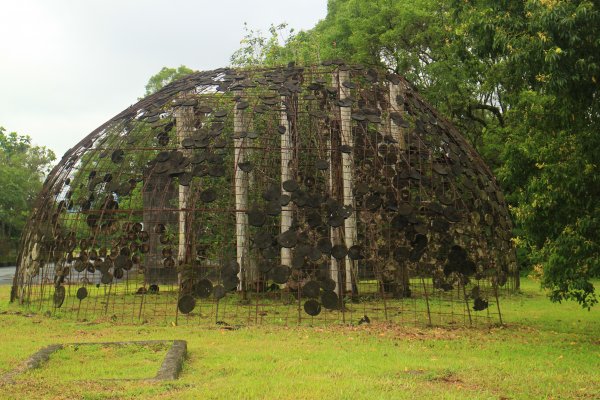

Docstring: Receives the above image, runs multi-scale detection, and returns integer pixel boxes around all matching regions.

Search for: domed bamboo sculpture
[12,62,516,326]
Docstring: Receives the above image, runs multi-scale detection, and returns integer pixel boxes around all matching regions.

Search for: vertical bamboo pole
[388,78,410,296]
[338,69,357,293]
[280,96,293,268]
[175,104,195,282]
[234,90,249,291]
[389,80,407,151]
[327,75,341,295]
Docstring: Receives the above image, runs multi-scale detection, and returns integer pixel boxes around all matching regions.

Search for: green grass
[26,342,169,381]
[1,277,598,399]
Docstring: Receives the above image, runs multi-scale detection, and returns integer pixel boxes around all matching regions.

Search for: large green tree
[451,0,600,308]
[230,0,600,307]
[0,127,55,263]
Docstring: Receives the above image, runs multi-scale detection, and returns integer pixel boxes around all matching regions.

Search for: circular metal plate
[321,290,339,310]
[53,286,66,308]
[194,279,213,298]
[331,244,348,260]
[178,295,196,314]
[101,272,113,285]
[303,299,322,316]
[248,208,267,227]
[277,230,298,248]
[271,265,291,284]
[76,287,88,300]
[282,180,299,192]
[213,285,227,300]
[302,280,321,298]
[200,188,217,203]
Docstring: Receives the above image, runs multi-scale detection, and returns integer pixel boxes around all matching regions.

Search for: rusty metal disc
[282,180,299,192]
[74,259,85,272]
[178,295,196,314]
[303,299,321,316]
[340,145,353,154]
[277,230,298,248]
[302,280,321,298]
[238,161,253,172]
[321,290,339,310]
[315,159,329,170]
[114,267,124,279]
[331,244,348,259]
[318,276,336,291]
[271,265,290,284]
[200,188,217,203]
[178,172,193,186]
[248,207,267,227]
[193,279,213,298]
[327,215,344,228]
[111,149,125,163]
[222,275,240,291]
[101,272,113,285]
[317,238,332,256]
[213,284,226,300]
[348,245,363,260]
[258,261,274,274]
[254,231,273,249]
[53,286,66,307]
[76,287,88,300]
[473,297,489,311]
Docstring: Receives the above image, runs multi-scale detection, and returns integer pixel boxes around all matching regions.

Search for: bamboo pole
[327,116,341,295]
[389,79,407,151]
[234,91,249,291]
[338,69,357,293]
[388,78,409,295]
[175,104,195,284]
[280,96,293,268]
[327,72,343,296]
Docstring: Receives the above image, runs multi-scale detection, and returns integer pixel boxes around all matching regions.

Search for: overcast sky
[0,0,327,158]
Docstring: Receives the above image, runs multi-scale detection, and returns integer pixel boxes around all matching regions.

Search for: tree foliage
[452,0,600,308]
[143,65,195,96]
[229,0,600,307]
[0,127,55,262]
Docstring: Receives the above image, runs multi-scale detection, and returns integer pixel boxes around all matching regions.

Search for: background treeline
[230,0,600,308]
[0,127,54,265]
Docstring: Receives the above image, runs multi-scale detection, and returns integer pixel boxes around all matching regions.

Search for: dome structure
[12,62,516,326]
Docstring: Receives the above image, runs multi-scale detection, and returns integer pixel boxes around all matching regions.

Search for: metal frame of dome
[10,61,516,327]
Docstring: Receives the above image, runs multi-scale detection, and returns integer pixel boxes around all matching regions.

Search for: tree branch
[469,103,505,127]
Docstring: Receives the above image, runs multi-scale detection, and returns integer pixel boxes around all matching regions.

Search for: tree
[0,127,55,263]
[451,0,600,308]
[228,0,600,308]
[143,65,195,96]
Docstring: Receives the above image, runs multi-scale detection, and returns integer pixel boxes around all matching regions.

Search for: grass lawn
[0,277,598,399]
